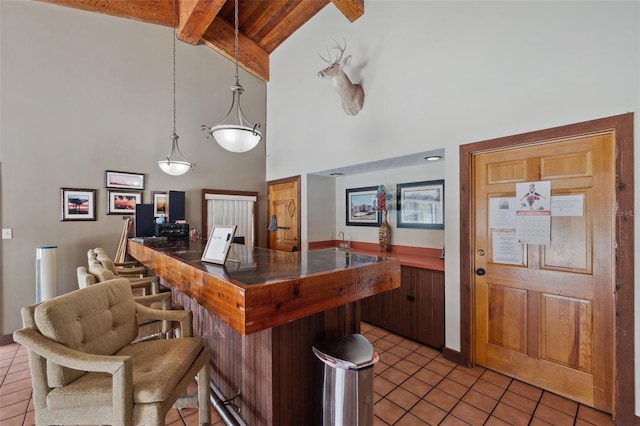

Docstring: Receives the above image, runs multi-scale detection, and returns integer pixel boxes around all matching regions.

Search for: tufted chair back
[32,280,138,387]
[14,279,210,425]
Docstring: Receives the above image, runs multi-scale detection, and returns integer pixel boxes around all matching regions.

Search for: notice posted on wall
[515,181,551,245]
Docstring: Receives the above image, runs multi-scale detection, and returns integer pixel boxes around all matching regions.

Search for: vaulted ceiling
[36,0,364,82]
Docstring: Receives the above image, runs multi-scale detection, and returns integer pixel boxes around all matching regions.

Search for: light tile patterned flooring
[1,322,615,425]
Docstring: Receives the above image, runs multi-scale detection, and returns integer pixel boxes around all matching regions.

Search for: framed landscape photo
[152,191,167,217]
[105,170,145,190]
[107,190,142,215]
[396,180,445,229]
[346,186,380,227]
[60,188,97,221]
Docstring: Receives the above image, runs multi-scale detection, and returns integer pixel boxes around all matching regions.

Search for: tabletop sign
[201,225,237,264]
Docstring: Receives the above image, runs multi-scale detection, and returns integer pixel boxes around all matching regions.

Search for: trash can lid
[312,334,378,370]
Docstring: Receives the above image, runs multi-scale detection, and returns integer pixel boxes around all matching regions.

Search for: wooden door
[267,176,301,252]
[473,133,615,412]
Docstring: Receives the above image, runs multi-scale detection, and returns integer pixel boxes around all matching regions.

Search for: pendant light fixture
[202,0,262,153]
[158,0,195,176]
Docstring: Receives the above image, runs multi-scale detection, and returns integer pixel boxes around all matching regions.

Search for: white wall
[267,0,640,413]
[0,1,267,334]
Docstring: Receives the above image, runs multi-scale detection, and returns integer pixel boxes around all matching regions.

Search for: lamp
[158,0,194,176]
[202,0,262,153]
[267,215,289,231]
[268,215,277,231]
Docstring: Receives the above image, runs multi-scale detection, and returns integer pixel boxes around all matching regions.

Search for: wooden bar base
[170,281,360,425]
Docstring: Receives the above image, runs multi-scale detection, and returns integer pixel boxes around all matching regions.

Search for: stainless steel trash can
[313,334,379,426]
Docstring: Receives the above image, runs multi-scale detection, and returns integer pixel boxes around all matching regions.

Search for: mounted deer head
[318,40,365,116]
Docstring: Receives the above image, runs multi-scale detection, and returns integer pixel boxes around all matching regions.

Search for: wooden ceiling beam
[35,0,173,26]
[177,0,225,45]
[201,17,270,82]
[257,0,330,54]
[331,0,364,22]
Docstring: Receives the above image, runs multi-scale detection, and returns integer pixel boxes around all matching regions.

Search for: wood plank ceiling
[35,0,364,82]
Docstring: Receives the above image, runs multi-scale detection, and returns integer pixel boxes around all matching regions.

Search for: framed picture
[396,180,445,229]
[105,170,145,190]
[201,225,237,265]
[346,186,381,227]
[60,188,97,221]
[107,190,142,215]
[152,191,167,217]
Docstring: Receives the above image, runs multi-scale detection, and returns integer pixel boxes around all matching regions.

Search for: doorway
[458,114,634,424]
[267,176,301,252]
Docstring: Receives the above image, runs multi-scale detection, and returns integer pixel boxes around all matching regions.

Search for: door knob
[476,268,486,276]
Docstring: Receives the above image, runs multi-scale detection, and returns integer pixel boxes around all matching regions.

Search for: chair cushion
[34,280,138,387]
[46,337,204,408]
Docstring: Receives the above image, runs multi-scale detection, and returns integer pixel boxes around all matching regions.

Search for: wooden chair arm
[13,328,134,425]
[13,328,131,374]
[135,303,193,336]
[133,292,172,309]
[127,276,160,294]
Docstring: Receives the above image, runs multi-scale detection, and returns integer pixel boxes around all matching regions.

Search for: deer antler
[332,39,346,63]
[318,47,334,64]
[318,39,347,64]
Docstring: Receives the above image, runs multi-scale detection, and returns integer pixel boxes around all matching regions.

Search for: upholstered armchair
[13,279,211,426]
[88,255,161,295]
[77,267,181,339]
[94,247,148,277]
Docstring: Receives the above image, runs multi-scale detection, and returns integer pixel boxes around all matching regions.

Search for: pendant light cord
[172,0,177,136]
[234,0,240,86]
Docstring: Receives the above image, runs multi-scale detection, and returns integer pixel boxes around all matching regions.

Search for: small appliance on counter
[155,222,189,238]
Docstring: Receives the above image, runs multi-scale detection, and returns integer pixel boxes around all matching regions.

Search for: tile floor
[1,322,615,425]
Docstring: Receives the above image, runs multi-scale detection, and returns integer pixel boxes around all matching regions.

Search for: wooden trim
[0,334,15,346]
[459,113,634,423]
[442,346,466,367]
[201,188,259,246]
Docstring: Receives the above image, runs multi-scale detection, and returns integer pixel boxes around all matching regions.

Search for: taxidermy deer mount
[318,40,365,116]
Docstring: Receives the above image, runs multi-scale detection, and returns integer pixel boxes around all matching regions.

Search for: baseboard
[0,333,15,346]
[442,346,470,367]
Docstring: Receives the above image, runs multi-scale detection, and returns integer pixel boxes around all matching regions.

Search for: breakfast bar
[128,238,401,425]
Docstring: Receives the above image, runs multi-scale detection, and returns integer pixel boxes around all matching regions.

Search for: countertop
[128,238,401,334]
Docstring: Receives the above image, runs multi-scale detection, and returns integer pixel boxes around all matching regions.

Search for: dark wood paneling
[170,280,360,425]
[362,266,445,349]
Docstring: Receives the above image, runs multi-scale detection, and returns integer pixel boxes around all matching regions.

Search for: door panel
[473,134,615,412]
[267,177,301,252]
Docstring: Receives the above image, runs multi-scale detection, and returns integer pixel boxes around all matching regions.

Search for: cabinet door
[385,282,412,337]
[409,268,445,348]
[361,293,385,326]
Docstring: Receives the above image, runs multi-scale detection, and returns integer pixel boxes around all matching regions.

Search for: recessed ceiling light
[425,156,442,161]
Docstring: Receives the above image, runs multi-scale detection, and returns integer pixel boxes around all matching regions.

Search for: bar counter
[127,238,401,425]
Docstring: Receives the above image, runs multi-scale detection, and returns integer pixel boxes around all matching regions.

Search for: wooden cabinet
[361,265,444,349]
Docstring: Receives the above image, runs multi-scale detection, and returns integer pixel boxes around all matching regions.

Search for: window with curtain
[205,193,257,246]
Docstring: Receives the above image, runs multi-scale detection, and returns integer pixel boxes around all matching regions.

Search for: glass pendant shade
[210,124,262,153]
[268,215,277,231]
[158,132,194,176]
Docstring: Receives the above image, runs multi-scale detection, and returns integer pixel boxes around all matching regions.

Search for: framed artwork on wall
[346,186,381,227]
[105,170,145,190]
[152,191,167,217]
[60,188,97,221]
[396,180,445,229]
[107,190,142,215]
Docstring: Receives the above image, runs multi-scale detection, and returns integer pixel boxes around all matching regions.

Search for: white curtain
[205,194,256,246]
